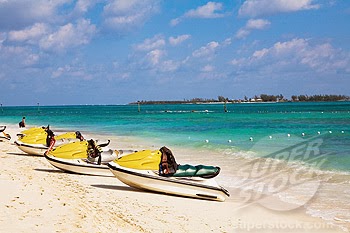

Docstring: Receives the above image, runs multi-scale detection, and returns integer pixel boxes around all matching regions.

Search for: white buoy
[249,137,253,141]
[329,131,332,134]
[341,131,344,134]
[269,136,272,139]
[317,131,321,135]
[228,139,232,143]
[205,139,209,143]
[287,134,291,137]
[302,133,305,137]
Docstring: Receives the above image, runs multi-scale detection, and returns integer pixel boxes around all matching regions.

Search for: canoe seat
[173,164,220,178]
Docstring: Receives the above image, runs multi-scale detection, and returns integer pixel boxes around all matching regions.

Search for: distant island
[129,94,350,105]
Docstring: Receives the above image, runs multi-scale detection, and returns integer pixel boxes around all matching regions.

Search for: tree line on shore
[130,94,349,105]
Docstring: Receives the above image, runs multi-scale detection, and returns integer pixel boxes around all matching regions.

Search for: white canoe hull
[15,141,48,156]
[44,149,136,176]
[14,138,80,156]
[107,162,229,202]
[44,155,112,176]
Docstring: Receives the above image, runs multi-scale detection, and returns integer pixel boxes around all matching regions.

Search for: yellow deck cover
[49,142,161,170]
[20,131,77,145]
[20,127,46,136]
[49,141,89,159]
[115,150,161,170]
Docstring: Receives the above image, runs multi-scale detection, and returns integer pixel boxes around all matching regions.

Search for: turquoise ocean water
[1,101,350,229]
[1,101,349,172]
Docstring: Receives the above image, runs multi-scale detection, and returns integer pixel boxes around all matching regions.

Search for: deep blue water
[1,102,349,172]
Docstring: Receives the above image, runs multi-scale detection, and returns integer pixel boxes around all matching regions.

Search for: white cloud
[222,38,232,46]
[192,41,219,59]
[39,19,96,52]
[134,35,165,51]
[239,0,320,17]
[230,58,245,66]
[52,64,93,80]
[23,53,40,66]
[103,0,160,31]
[235,19,271,39]
[231,38,350,73]
[1,45,27,56]
[74,0,98,14]
[171,2,225,26]
[0,32,6,44]
[146,49,165,65]
[201,65,215,72]
[235,28,250,39]
[0,0,70,30]
[271,38,308,55]
[131,34,189,73]
[120,72,130,79]
[52,66,66,78]
[169,34,191,46]
[160,60,181,72]
[170,18,181,27]
[246,19,271,29]
[185,2,225,18]
[136,52,182,73]
[0,43,41,67]
[191,38,231,62]
[252,48,269,59]
[8,23,48,43]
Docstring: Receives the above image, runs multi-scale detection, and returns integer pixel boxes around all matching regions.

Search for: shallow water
[1,102,349,170]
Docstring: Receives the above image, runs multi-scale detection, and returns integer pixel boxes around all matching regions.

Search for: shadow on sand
[34,168,114,178]
[34,168,65,174]
[91,184,145,193]
[7,152,43,157]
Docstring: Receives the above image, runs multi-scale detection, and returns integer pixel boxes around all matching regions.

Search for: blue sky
[0,0,349,106]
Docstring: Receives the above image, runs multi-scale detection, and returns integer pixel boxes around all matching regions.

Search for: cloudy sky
[0,0,349,106]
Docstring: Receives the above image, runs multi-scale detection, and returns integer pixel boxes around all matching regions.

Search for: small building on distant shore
[249,98,263,102]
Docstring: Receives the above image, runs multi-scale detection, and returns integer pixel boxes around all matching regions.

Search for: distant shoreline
[129,100,350,105]
[129,94,350,105]
[1,100,349,108]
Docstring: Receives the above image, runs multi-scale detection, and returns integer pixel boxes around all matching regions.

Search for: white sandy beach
[0,124,347,233]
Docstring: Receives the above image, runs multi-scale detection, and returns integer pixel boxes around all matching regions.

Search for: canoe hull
[44,149,135,176]
[15,138,80,156]
[108,162,229,201]
[44,155,112,176]
[15,141,47,156]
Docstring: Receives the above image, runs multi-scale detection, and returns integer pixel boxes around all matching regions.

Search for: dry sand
[0,124,347,233]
